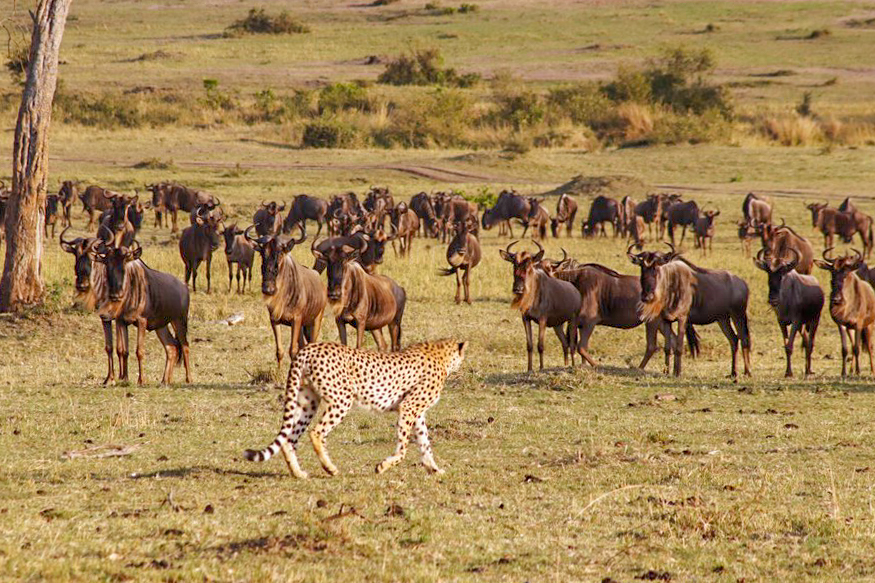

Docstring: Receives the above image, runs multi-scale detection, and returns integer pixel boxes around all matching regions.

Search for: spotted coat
[244,340,467,478]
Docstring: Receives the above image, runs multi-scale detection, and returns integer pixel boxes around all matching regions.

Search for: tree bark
[0,0,73,312]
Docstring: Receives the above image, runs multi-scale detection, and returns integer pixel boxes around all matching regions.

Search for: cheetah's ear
[457,341,468,357]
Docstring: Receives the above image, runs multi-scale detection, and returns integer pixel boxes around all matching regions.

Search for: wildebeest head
[261,200,285,216]
[312,239,367,302]
[628,243,678,302]
[754,247,800,307]
[93,240,142,302]
[247,223,305,296]
[45,194,59,221]
[60,227,94,293]
[499,240,545,296]
[805,202,828,227]
[816,247,863,307]
[223,223,244,254]
[194,203,225,250]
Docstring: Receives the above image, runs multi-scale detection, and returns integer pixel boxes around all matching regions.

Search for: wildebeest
[179,203,225,293]
[363,187,394,230]
[253,200,285,237]
[438,195,478,242]
[742,192,772,226]
[389,202,420,257]
[816,248,875,376]
[839,197,858,215]
[693,209,719,255]
[44,194,60,238]
[500,241,581,372]
[634,194,662,238]
[222,223,255,294]
[57,180,76,227]
[524,198,549,240]
[438,219,481,304]
[327,192,364,235]
[247,225,327,366]
[550,193,578,238]
[313,243,407,351]
[665,199,699,247]
[581,195,620,237]
[312,224,389,275]
[283,195,329,238]
[145,182,213,233]
[98,192,143,248]
[757,221,815,275]
[618,195,636,237]
[548,256,668,370]
[482,190,531,238]
[78,185,116,229]
[90,239,192,385]
[410,192,441,237]
[627,214,647,250]
[629,245,752,377]
[737,220,757,257]
[753,248,823,377]
[59,227,97,295]
[805,202,873,257]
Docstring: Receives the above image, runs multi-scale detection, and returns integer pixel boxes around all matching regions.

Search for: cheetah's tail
[243,357,304,463]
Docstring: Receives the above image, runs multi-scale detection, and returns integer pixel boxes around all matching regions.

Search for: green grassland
[5,0,875,581]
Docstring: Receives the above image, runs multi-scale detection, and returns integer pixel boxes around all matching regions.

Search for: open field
[6,0,875,581]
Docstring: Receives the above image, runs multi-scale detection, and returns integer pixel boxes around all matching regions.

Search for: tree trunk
[0,0,73,312]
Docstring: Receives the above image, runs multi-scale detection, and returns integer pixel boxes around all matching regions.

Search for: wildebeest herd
[8,179,875,384]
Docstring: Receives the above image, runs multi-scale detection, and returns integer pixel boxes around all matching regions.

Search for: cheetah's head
[446,341,468,375]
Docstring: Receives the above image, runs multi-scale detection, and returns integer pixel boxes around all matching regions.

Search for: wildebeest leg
[716,318,739,378]
[661,321,672,374]
[454,269,462,304]
[171,319,192,383]
[309,395,353,476]
[864,326,875,375]
[289,318,304,360]
[356,321,367,349]
[637,321,659,370]
[463,266,472,304]
[784,321,799,378]
[805,319,819,377]
[155,326,178,385]
[102,318,115,385]
[731,311,752,376]
[310,307,324,347]
[116,321,129,381]
[227,260,233,293]
[372,328,388,351]
[537,318,547,371]
[336,319,348,346]
[576,321,598,367]
[171,210,178,234]
[673,317,688,377]
[205,254,212,294]
[838,325,850,377]
[507,220,514,238]
[853,326,862,375]
[523,317,533,373]
[552,325,569,367]
[135,317,147,386]
[271,321,284,368]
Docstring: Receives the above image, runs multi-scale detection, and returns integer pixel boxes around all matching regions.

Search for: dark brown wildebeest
[757,221,815,274]
[693,209,719,255]
[805,202,873,257]
[500,240,581,372]
[547,255,669,370]
[634,194,662,238]
[253,200,285,237]
[438,219,481,304]
[618,195,636,237]
[742,192,772,226]
[90,239,192,386]
[525,197,549,240]
[438,195,478,242]
[246,225,327,366]
[482,190,531,238]
[59,227,98,295]
[364,186,394,230]
[657,193,683,240]
[328,192,363,223]
[816,248,875,377]
[179,203,225,293]
[581,195,620,238]
[57,180,77,227]
[737,220,757,257]
[44,194,60,239]
[839,197,858,215]
[312,226,387,275]
[550,193,578,238]
[144,182,171,229]
[222,223,255,294]
[665,199,699,247]
[626,214,647,250]
[389,202,420,258]
[78,185,116,229]
[283,194,329,238]
[98,193,144,248]
[629,245,752,377]
[410,192,441,237]
[313,244,406,351]
[754,248,823,377]
[145,182,213,233]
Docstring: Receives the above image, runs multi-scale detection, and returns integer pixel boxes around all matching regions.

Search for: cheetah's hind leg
[308,397,353,476]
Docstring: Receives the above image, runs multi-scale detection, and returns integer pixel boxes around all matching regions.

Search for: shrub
[376,88,472,147]
[458,3,479,13]
[494,90,545,130]
[318,83,369,114]
[758,115,823,146]
[245,88,313,123]
[202,79,237,111]
[226,8,310,36]
[602,67,652,104]
[795,91,814,117]
[377,48,479,87]
[133,158,175,170]
[302,118,363,148]
[547,84,614,126]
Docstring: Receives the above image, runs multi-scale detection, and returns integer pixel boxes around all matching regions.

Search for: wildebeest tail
[686,323,700,358]
[243,357,304,463]
[437,266,458,276]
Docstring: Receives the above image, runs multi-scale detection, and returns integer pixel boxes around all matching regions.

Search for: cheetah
[243,340,467,478]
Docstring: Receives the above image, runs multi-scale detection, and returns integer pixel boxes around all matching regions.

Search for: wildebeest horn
[561,248,568,262]
[244,225,258,243]
[779,218,786,229]
[786,248,800,271]
[664,242,676,255]
[532,240,544,262]
[291,222,307,245]
[97,224,114,243]
[626,243,638,257]
[59,226,75,246]
[822,246,836,263]
[212,196,221,207]
[506,240,519,255]
[278,202,286,212]
[852,248,863,262]
[261,200,270,208]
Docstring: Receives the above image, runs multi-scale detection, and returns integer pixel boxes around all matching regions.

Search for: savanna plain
[5,0,875,581]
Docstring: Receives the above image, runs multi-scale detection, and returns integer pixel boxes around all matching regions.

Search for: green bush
[376,88,472,147]
[318,83,369,114]
[547,84,613,125]
[458,3,479,13]
[377,48,479,87]
[246,88,313,123]
[226,8,310,36]
[489,89,545,130]
[302,119,363,148]
[602,67,652,104]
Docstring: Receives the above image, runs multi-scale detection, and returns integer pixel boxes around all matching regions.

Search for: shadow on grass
[129,465,281,480]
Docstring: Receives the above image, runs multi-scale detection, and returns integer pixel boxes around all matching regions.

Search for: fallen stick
[62,444,140,460]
